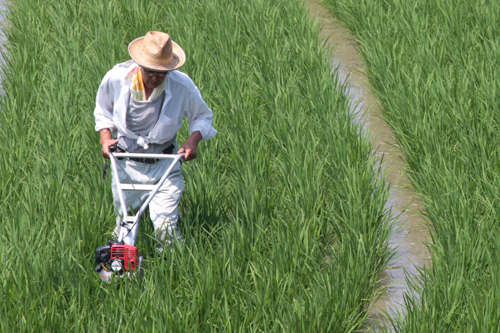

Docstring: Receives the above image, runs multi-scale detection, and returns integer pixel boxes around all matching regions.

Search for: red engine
[110,244,139,270]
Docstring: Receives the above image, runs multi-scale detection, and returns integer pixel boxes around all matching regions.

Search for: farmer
[94,31,216,251]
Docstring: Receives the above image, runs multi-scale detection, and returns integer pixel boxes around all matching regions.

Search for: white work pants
[111,154,185,243]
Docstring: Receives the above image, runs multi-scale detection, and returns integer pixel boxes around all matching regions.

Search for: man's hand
[178,131,202,161]
[100,129,118,159]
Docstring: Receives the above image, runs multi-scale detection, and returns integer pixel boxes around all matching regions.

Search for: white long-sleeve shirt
[94,60,217,148]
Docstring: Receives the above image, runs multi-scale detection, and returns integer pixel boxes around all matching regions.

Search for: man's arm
[100,129,119,159]
[95,69,119,159]
[180,86,217,162]
[177,130,202,161]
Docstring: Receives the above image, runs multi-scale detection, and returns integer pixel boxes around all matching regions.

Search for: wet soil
[305,0,431,330]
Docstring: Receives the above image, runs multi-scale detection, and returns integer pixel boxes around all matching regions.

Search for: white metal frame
[108,152,185,246]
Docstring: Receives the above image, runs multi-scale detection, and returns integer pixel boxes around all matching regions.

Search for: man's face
[141,67,168,90]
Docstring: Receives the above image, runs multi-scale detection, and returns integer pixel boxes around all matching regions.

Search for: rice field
[324,0,500,331]
[0,0,393,331]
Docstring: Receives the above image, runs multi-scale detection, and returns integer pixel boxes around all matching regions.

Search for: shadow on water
[305,0,431,331]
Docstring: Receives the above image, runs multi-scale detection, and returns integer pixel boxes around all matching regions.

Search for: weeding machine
[94,147,184,282]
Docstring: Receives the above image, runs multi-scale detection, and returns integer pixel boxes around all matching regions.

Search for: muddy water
[305,0,431,329]
[0,1,7,94]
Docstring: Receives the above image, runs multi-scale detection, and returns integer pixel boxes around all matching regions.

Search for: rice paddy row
[0,0,392,331]
[325,0,500,331]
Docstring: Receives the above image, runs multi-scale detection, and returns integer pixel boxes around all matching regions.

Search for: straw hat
[128,31,186,71]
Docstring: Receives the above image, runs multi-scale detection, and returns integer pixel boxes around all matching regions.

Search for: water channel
[0,0,7,94]
[305,0,431,330]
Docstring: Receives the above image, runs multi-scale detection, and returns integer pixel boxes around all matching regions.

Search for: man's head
[129,31,185,73]
[141,67,168,90]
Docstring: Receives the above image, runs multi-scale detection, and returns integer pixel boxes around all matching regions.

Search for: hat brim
[128,37,186,72]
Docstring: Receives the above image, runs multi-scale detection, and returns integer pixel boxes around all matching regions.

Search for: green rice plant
[324,0,500,331]
[0,0,392,331]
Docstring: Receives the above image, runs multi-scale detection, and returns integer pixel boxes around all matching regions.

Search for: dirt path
[305,0,431,329]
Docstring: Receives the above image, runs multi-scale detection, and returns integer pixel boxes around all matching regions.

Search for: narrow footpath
[306,0,431,330]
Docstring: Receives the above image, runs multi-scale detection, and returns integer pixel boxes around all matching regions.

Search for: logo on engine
[111,259,122,271]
